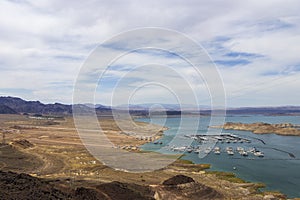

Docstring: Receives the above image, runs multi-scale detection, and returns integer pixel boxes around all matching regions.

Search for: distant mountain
[84,103,111,110]
[116,103,210,111]
[0,96,114,116]
[1,96,300,116]
[225,106,300,115]
[0,97,72,115]
[0,104,18,114]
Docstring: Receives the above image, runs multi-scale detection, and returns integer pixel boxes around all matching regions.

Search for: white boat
[214,146,221,151]
[200,137,208,141]
[186,147,193,153]
[237,147,244,152]
[226,147,233,151]
[227,150,234,155]
[214,150,221,155]
[249,147,257,153]
[254,151,264,157]
[173,146,186,152]
[194,149,201,154]
[191,136,198,140]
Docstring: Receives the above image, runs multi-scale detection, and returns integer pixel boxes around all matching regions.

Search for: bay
[138,115,300,198]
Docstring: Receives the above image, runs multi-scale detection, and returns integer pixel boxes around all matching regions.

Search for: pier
[184,133,252,144]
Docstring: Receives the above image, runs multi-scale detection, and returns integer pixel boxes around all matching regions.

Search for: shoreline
[211,122,300,136]
[137,117,292,199]
[0,114,293,199]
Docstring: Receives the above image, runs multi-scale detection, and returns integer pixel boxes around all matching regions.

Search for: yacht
[237,147,244,152]
[249,147,257,153]
[186,147,193,153]
[214,146,221,151]
[241,151,248,156]
[254,151,264,157]
[194,149,201,154]
[214,150,221,155]
[226,147,233,151]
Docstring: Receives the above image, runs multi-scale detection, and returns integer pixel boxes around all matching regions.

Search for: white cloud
[0,0,299,106]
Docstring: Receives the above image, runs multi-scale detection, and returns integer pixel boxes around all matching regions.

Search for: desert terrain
[0,114,288,199]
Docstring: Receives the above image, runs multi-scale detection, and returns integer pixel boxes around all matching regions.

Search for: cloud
[0,0,299,106]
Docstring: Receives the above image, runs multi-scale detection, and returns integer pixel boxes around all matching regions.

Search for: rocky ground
[0,170,156,200]
[212,122,300,136]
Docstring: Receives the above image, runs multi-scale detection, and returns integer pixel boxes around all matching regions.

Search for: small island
[212,122,300,136]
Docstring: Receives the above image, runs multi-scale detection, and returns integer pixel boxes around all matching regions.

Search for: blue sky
[0,0,300,107]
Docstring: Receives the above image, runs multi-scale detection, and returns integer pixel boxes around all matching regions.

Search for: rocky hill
[0,104,17,114]
[212,122,300,136]
[0,171,223,200]
[0,97,73,115]
[1,96,300,117]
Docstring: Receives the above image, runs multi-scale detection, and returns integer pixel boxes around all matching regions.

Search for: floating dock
[184,134,252,144]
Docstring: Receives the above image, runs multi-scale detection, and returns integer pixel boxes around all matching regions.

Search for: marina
[151,133,266,158]
[139,115,300,198]
[165,145,265,158]
[184,133,253,144]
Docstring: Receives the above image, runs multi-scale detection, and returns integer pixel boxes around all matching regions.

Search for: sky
[0,0,300,107]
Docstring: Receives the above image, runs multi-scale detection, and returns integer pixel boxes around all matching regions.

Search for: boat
[173,146,186,152]
[200,137,208,141]
[194,149,201,154]
[241,151,248,156]
[191,136,198,140]
[186,147,193,153]
[226,147,233,151]
[214,146,220,151]
[214,150,221,155]
[227,150,234,155]
[236,147,244,152]
[249,147,257,153]
[254,151,264,157]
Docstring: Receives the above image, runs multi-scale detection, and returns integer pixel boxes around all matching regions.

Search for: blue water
[137,115,300,198]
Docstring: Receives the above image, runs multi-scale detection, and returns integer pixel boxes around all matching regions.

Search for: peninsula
[212,122,300,136]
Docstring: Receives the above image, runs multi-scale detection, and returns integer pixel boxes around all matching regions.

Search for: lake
[137,115,300,198]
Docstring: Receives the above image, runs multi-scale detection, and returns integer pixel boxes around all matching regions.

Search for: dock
[184,134,252,144]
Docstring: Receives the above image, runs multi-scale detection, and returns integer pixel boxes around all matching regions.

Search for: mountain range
[0,96,300,116]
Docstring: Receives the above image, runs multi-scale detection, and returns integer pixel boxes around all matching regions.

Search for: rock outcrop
[0,170,155,200]
[212,122,300,136]
[153,175,223,200]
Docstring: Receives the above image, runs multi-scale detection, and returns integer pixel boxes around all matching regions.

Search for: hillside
[0,97,73,115]
[1,96,300,116]
[0,104,17,114]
